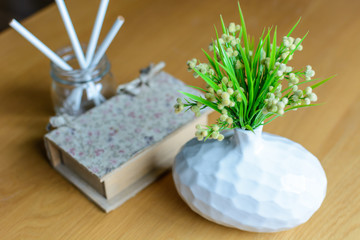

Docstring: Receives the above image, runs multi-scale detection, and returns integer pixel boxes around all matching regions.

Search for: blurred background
[0,0,52,31]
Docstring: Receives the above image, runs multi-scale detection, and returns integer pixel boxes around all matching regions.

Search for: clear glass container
[50,46,116,116]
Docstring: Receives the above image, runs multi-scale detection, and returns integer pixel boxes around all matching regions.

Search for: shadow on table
[150,171,259,237]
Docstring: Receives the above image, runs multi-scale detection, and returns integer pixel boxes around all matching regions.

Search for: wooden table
[1,0,359,239]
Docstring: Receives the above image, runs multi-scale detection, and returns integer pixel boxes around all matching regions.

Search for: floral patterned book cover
[45,71,203,179]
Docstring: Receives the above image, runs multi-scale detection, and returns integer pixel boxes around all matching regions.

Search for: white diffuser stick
[91,16,124,67]
[85,0,110,68]
[55,0,86,69]
[9,19,72,71]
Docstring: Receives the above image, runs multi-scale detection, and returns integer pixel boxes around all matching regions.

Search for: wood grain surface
[0,0,359,239]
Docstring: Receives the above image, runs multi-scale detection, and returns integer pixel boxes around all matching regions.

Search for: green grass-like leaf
[180,91,220,113]
[192,67,219,91]
[177,2,333,134]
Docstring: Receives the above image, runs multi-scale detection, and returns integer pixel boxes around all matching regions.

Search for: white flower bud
[280,63,287,72]
[289,73,296,80]
[220,114,227,121]
[305,86,312,95]
[294,38,301,45]
[267,92,275,99]
[309,93,318,102]
[283,36,291,47]
[227,88,234,95]
[212,125,220,131]
[236,94,242,102]
[295,90,303,97]
[304,98,311,105]
[285,66,293,73]
[226,117,233,124]
[283,53,293,60]
[306,69,315,78]
[260,49,266,60]
[221,92,230,100]
[217,134,225,141]
[205,93,213,100]
[208,43,214,51]
[235,60,243,70]
[277,101,285,109]
[229,22,236,33]
[288,37,294,45]
[191,106,200,113]
[292,95,299,102]
[222,99,231,106]
[270,105,278,112]
[282,97,289,104]
[174,103,184,114]
[195,130,202,138]
[201,130,208,137]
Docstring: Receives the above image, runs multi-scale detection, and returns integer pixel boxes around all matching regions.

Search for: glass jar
[50,46,116,116]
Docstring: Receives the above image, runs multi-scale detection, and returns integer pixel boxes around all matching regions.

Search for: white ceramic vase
[172,126,327,232]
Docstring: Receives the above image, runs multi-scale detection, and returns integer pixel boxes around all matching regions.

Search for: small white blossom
[309,92,318,102]
[212,125,220,131]
[219,114,227,121]
[221,92,230,100]
[217,134,225,141]
[305,86,312,95]
[222,99,231,106]
[304,98,311,105]
[282,97,289,104]
[229,22,236,33]
[236,60,244,69]
[226,117,233,124]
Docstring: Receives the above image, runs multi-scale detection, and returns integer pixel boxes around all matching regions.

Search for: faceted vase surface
[173,126,327,232]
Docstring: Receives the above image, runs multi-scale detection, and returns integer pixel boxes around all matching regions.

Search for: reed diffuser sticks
[9,0,125,114]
